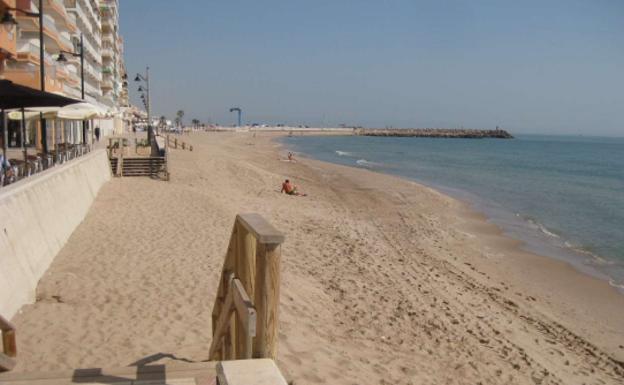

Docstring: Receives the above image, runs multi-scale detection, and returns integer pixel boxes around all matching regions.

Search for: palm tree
[158,116,167,131]
[176,110,185,128]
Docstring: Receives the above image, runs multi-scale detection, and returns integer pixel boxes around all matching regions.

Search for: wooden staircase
[109,157,168,179]
[0,214,288,385]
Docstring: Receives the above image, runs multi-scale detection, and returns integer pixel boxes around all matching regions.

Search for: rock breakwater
[357,128,513,139]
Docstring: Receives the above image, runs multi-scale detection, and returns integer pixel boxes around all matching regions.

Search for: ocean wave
[526,218,560,238]
[355,159,380,168]
[608,279,624,291]
[581,252,620,267]
[335,150,354,157]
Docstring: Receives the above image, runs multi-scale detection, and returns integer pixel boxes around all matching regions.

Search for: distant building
[99,0,125,109]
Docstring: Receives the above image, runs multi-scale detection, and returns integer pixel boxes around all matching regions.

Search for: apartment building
[99,0,124,108]
[1,0,77,94]
[0,1,17,75]
[0,0,129,147]
[63,0,102,104]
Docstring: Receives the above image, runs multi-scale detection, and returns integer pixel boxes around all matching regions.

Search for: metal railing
[1,144,92,188]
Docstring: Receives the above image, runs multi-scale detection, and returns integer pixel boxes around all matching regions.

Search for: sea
[281,134,624,291]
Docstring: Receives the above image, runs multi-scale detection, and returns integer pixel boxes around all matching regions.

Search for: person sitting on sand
[287,152,296,161]
[281,179,305,196]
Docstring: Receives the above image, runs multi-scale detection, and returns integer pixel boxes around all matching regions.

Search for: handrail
[209,214,284,361]
[0,314,16,372]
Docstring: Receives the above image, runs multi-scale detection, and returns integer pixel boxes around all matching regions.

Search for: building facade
[1,0,77,94]
[98,0,125,109]
[63,0,102,104]
[0,0,129,149]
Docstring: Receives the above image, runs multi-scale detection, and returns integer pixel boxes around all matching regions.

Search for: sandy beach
[9,131,624,384]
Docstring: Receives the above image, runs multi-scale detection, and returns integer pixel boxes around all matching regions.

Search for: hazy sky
[120,1,623,136]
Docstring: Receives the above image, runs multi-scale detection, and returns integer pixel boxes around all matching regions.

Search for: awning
[0,80,81,109]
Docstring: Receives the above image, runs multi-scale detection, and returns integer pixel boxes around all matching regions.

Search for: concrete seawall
[0,149,111,319]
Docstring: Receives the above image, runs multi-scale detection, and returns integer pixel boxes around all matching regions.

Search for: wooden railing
[166,135,193,151]
[209,214,285,361]
[0,314,16,372]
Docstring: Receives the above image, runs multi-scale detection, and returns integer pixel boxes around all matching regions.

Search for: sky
[120,0,624,136]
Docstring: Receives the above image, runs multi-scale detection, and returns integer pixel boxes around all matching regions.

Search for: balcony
[101,34,114,44]
[85,79,101,94]
[43,14,73,49]
[101,47,113,58]
[16,41,56,66]
[18,14,73,52]
[47,0,68,18]
[63,83,82,99]
[82,0,102,29]
[65,2,90,33]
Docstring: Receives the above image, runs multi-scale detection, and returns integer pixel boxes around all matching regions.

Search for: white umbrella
[57,102,108,120]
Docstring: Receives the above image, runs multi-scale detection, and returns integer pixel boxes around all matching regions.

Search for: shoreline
[9,131,624,384]
[280,133,624,294]
[271,131,624,357]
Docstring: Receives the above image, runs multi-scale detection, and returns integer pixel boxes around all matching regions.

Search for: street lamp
[0,10,17,25]
[134,67,152,137]
[1,0,49,154]
[229,107,242,127]
[57,33,86,143]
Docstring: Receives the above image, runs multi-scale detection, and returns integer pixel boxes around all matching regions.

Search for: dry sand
[9,132,624,384]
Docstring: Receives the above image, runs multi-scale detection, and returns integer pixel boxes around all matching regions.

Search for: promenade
[9,132,624,385]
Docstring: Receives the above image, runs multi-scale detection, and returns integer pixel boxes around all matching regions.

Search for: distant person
[287,152,295,161]
[0,154,13,185]
[94,126,101,142]
[281,179,306,196]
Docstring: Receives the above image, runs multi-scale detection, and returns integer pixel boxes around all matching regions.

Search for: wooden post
[210,214,284,362]
[174,138,177,149]
[0,314,16,372]
[227,313,236,360]
[164,134,170,180]
[253,242,281,359]
[235,223,256,357]
[237,224,256,303]
[2,330,16,358]
[232,279,257,359]
[117,139,123,177]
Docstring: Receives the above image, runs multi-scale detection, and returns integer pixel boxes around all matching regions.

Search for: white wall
[0,150,111,319]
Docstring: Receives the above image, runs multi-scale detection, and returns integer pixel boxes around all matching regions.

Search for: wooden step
[109,157,167,178]
[0,361,216,385]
